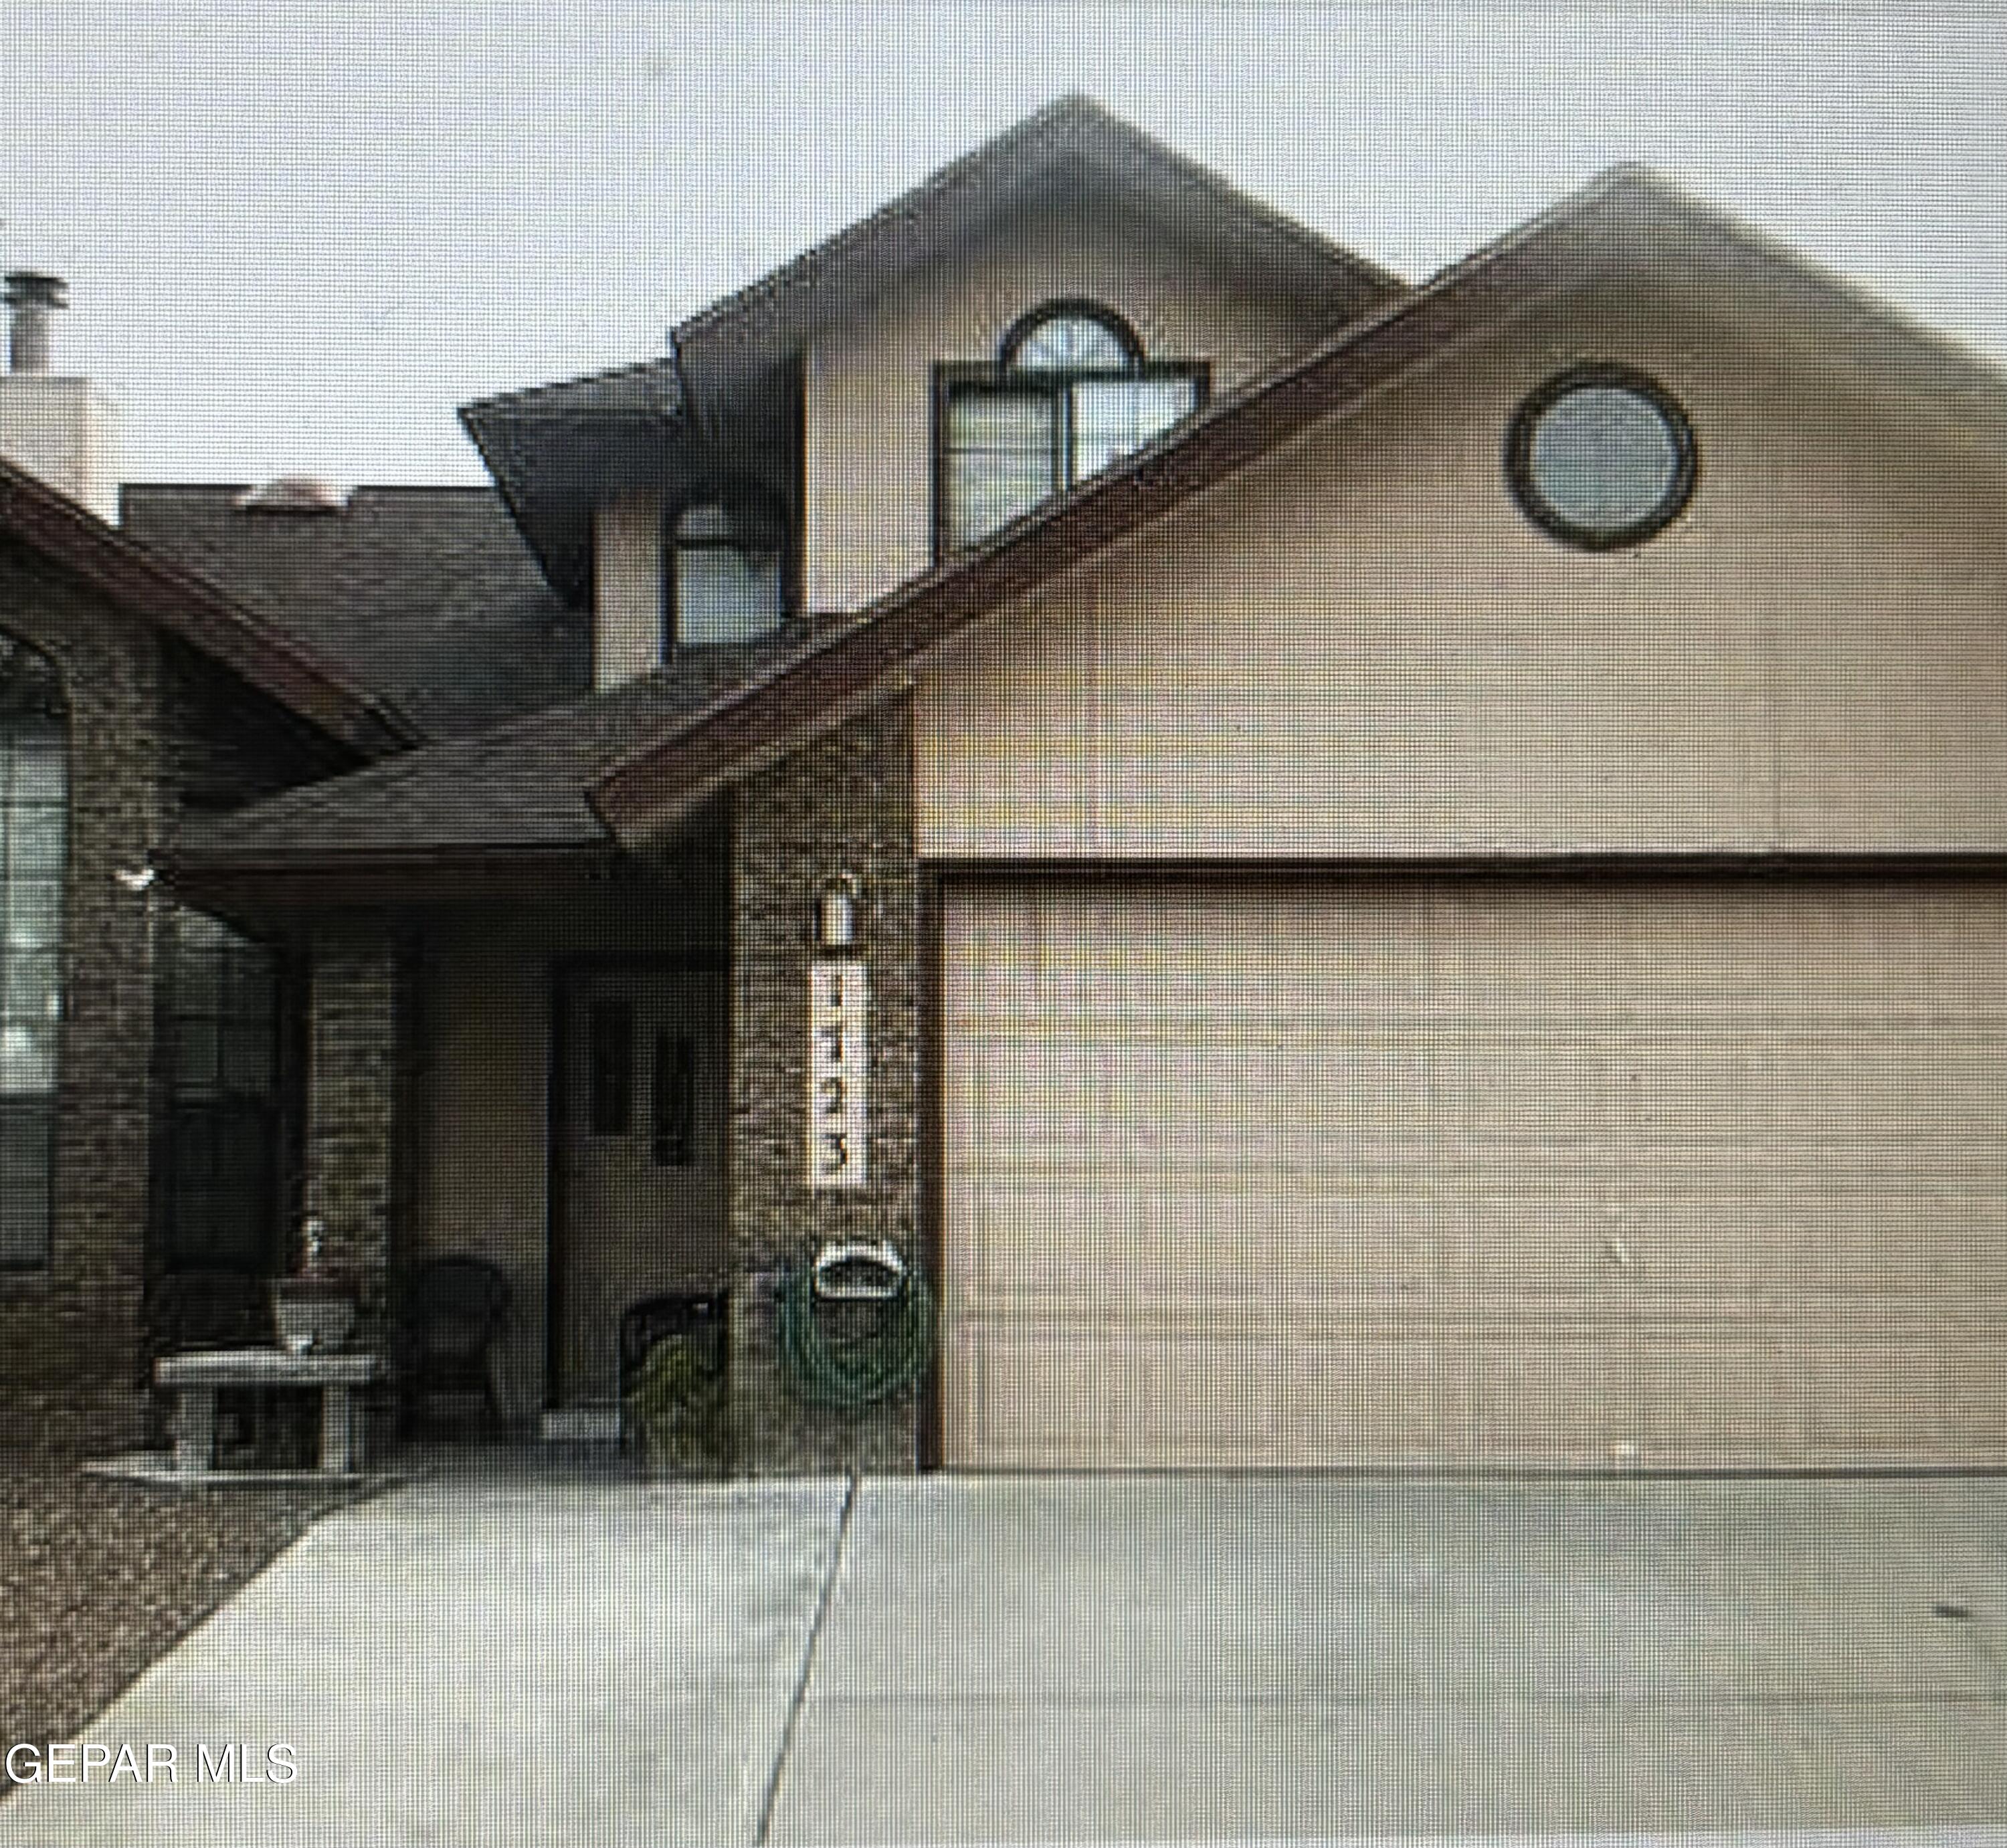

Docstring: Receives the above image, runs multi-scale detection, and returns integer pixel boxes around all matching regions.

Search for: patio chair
[395,1255,512,1436]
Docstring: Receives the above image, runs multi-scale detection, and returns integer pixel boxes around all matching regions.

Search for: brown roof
[122,484,585,739]
[0,456,419,756]
[159,625,824,904]
[668,94,1401,361]
[586,163,2007,845]
[458,366,690,611]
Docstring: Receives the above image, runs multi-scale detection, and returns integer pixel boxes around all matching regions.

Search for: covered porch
[154,658,928,1478]
[147,663,765,1464]
[225,828,733,1453]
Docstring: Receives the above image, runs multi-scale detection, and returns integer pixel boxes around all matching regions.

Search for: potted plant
[270,1215,357,1354]
[621,1325,731,1475]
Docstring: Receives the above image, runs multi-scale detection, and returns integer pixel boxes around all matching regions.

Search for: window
[161,909,284,1271]
[937,302,1207,552]
[0,633,66,1269]
[670,498,786,647]
[1507,363,1698,549]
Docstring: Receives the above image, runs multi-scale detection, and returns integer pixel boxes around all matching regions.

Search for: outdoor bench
[155,1347,383,1475]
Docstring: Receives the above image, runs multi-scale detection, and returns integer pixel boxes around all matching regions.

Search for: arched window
[1001,304,1139,373]
[669,495,787,648]
[0,633,67,1268]
[937,301,1207,552]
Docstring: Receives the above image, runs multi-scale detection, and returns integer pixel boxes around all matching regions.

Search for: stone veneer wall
[730,697,923,1473]
[0,544,162,1451]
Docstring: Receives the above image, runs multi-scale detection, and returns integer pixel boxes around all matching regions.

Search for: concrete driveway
[6,1467,2007,1845]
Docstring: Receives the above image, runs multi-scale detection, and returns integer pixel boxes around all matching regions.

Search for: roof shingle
[163,624,822,876]
[0,455,415,755]
[122,484,586,740]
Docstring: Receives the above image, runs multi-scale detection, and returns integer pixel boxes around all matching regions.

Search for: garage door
[939,874,2007,1470]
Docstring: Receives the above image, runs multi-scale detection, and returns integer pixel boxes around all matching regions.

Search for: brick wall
[0,543,163,1451]
[0,546,365,1453]
[729,697,924,1473]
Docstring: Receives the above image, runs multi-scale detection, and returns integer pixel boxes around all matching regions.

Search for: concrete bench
[156,1348,383,1475]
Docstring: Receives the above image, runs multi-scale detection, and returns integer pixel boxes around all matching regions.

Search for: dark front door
[555,966,727,1406]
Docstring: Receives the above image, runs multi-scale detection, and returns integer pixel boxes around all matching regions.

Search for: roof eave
[672,96,1404,362]
[157,839,624,918]
[460,99,1404,601]
[459,392,704,611]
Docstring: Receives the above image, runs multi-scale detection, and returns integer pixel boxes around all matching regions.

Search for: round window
[1507,365,1697,548]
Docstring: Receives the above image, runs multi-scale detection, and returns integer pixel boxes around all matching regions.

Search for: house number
[807,960,868,1187]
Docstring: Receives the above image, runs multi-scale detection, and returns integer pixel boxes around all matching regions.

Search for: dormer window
[670,496,787,648]
[936,302,1207,554]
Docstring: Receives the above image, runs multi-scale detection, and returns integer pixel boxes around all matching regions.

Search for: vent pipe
[5,272,68,375]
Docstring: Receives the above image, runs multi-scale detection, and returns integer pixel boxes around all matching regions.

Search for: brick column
[300,935,401,1330]
[729,700,923,1475]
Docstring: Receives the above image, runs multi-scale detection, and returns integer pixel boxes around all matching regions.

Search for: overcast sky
[3,2,2002,488]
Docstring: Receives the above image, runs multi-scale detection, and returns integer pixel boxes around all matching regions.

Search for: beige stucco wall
[914,280,2007,859]
[593,488,662,688]
[416,932,551,1418]
[803,199,1340,614]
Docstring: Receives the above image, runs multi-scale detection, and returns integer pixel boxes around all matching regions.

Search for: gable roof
[666,93,1401,377]
[0,456,419,756]
[461,95,1404,606]
[586,165,2007,847]
[122,484,585,739]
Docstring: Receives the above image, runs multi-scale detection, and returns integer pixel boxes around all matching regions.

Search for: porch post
[300,931,404,1334]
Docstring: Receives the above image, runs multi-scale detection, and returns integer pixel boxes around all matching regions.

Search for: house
[5,96,2007,1472]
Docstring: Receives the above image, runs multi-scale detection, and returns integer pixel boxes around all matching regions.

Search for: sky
[2,1,2003,488]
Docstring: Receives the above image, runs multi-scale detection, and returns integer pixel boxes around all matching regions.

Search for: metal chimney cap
[3,272,68,310]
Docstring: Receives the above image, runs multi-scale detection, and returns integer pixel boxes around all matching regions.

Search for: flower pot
[270,1278,357,1354]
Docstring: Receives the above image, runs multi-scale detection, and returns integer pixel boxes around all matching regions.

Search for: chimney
[5,271,67,374]
[0,271,121,523]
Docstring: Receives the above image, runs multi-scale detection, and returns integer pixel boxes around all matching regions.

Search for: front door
[555,966,727,1406]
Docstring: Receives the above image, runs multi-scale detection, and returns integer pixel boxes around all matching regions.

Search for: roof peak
[462,96,1406,609]
[670,94,1402,348]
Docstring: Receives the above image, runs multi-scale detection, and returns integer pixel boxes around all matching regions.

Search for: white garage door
[940,874,2007,1470]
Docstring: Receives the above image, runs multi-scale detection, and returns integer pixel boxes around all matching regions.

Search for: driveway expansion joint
[756,1471,859,1845]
